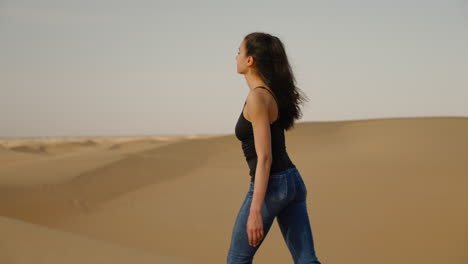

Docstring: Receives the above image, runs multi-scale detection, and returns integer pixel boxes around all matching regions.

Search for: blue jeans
[227,167,322,264]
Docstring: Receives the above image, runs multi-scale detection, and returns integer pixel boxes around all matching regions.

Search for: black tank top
[235,86,296,182]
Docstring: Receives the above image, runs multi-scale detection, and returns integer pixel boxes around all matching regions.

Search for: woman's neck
[244,71,267,91]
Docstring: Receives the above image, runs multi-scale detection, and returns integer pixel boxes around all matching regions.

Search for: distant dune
[0,144,8,153]
[0,117,467,263]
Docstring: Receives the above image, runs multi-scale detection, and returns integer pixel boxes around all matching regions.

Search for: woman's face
[236,40,250,74]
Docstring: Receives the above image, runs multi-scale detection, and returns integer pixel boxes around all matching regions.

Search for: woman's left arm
[248,92,273,212]
[245,91,273,247]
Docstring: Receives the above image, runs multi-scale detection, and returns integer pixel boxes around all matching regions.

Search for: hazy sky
[1,0,467,138]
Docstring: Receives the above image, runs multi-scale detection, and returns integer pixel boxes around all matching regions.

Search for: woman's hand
[247,210,264,247]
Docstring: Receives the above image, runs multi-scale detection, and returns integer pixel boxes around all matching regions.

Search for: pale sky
[1,0,467,138]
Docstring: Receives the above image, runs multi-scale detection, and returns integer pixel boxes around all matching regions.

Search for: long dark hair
[243,32,309,131]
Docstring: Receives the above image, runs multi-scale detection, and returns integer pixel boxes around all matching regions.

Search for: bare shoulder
[244,89,271,121]
[246,88,269,106]
[245,89,268,113]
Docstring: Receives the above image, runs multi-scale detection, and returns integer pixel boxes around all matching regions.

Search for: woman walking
[227,32,322,264]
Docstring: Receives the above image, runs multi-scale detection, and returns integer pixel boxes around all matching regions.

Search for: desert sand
[1,117,467,264]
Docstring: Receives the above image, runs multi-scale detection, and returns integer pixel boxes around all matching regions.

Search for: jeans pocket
[266,175,288,201]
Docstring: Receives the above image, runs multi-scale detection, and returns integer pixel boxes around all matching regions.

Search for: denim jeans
[227,167,322,264]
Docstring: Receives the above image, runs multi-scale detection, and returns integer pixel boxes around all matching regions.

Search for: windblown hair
[243,32,309,131]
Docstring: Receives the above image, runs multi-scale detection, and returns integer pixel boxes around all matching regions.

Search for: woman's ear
[247,56,255,67]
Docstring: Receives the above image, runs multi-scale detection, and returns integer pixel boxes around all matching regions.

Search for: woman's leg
[227,180,285,264]
[277,200,321,264]
[226,191,275,263]
[277,170,322,264]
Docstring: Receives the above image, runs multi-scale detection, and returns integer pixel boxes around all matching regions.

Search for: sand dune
[0,117,467,263]
[0,144,9,154]
[0,215,193,264]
